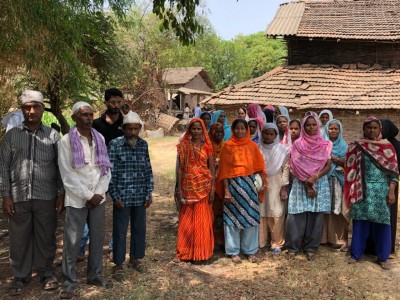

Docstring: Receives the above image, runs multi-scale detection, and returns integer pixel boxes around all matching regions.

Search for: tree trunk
[46,82,70,134]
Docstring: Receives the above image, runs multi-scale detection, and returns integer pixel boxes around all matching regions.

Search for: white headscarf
[259,123,289,176]
[318,109,333,133]
[72,101,91,115]
[123,111,142,125]
[20,90,44,105]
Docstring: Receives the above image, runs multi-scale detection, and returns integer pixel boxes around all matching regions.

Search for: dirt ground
[1,136,400,299]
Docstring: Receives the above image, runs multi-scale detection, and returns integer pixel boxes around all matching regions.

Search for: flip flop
[43,276,59,291]
[59,288,74,299]
[112,269,124,281]
[9,280,23,296]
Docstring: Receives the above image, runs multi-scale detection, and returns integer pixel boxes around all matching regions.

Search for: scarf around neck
[344,117,399,208]
[260,123,289,176]
[323,119,348,185]
[216,126,267,202]
[69,126,111,175]
[290,112,332,181]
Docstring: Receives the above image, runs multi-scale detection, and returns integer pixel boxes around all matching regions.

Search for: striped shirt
[0,123,64,202]
[108,136,154,206]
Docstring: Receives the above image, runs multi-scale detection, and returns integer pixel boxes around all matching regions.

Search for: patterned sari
[176,118,214,261]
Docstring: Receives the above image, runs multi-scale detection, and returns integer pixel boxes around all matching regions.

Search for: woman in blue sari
[210,110,231,141]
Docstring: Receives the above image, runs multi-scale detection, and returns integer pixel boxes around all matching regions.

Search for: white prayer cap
[20,90,44,105]
[72,101,92,115]
[123,111,142,125]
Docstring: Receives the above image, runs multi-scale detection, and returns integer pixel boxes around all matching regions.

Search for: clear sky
[206,0,284,40]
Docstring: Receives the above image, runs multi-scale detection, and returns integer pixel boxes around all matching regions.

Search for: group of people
[175,105,399,270]
[2,92,399,297]
[0,88,153,298]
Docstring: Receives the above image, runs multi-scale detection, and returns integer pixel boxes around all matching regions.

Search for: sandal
[231,255,241,264]
[247,254,258,263]
[347,257,358,264]
[9,280,23,296]
[112,267,124,281]
[87,277,113,289]
[306,252,316,261]
[128,259,146,273]
[378,260,390,270]
[339,244,349,252]
[286,251,296,260]
[43,276,59,291]
[59,288,74,299]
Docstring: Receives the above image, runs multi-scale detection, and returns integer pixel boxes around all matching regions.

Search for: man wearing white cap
[0,90,65,295]
[108,111,153,280]
[58,101,112,298]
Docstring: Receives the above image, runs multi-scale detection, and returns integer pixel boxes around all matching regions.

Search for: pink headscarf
[290,112,332,181]
[247,103,266,127]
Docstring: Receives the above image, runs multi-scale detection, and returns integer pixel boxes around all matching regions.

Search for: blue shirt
[108,136,154,206]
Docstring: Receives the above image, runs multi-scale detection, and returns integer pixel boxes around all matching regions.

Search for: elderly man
[58,102,112,299]
[108,112,153,280]
[0,90,64,296]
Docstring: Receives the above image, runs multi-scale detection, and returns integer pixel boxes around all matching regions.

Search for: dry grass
[1,136,400,299]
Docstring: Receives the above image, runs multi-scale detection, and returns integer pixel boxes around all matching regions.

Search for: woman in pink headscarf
[285,112,332,261]
[247,103,266,127]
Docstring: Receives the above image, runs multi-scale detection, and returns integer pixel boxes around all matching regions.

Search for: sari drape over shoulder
[216,128,267,202]
[176,118,214,260]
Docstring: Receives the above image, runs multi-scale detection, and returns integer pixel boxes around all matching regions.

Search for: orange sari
[176,118,214,261]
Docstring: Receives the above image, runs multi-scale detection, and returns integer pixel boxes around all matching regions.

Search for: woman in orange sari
[209,123,225,248]
[176,118,215,261]
[217,119,267,263]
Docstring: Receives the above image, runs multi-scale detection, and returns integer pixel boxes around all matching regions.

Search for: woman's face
[304,117,318,136]
[364,121,381,140]
[217,112,226,124]
[289,122,300,140]
[213,127,224,143]
[277,116,288,133]
[320,113,330,126]
[328,123,340,141]
[274,107,281,119]
[238,108,246,119]
[248,120,258,135]
[233,122,247,139]
[262,128,277,144]
[190,121,203,139]
[200,114,211,127]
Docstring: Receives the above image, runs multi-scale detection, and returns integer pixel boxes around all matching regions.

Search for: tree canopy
[0,1,286,134]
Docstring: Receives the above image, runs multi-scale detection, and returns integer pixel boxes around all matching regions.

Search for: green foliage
[160,29,287,91]
[153,0,203,45]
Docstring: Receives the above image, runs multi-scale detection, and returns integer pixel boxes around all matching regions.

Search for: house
[202,0,400,141]
[163,67,215,118]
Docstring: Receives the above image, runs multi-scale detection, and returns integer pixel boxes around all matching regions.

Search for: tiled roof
[202,64,400,110]
[163,67,215,89]
[266,0,400,40]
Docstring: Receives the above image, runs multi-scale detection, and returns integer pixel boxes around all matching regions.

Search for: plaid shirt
[108,136,154,206]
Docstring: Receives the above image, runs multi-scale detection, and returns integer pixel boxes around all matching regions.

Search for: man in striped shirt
[0,90,64,296]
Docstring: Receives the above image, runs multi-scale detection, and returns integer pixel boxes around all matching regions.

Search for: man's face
[123,123,142,139]
[21,102,44,124]
[73,106,94,130]
[105,96,123,115]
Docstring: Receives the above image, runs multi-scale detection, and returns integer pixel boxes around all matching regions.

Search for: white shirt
[58,132,111,208]
[1,110,24,132]
[194,106,201,118]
